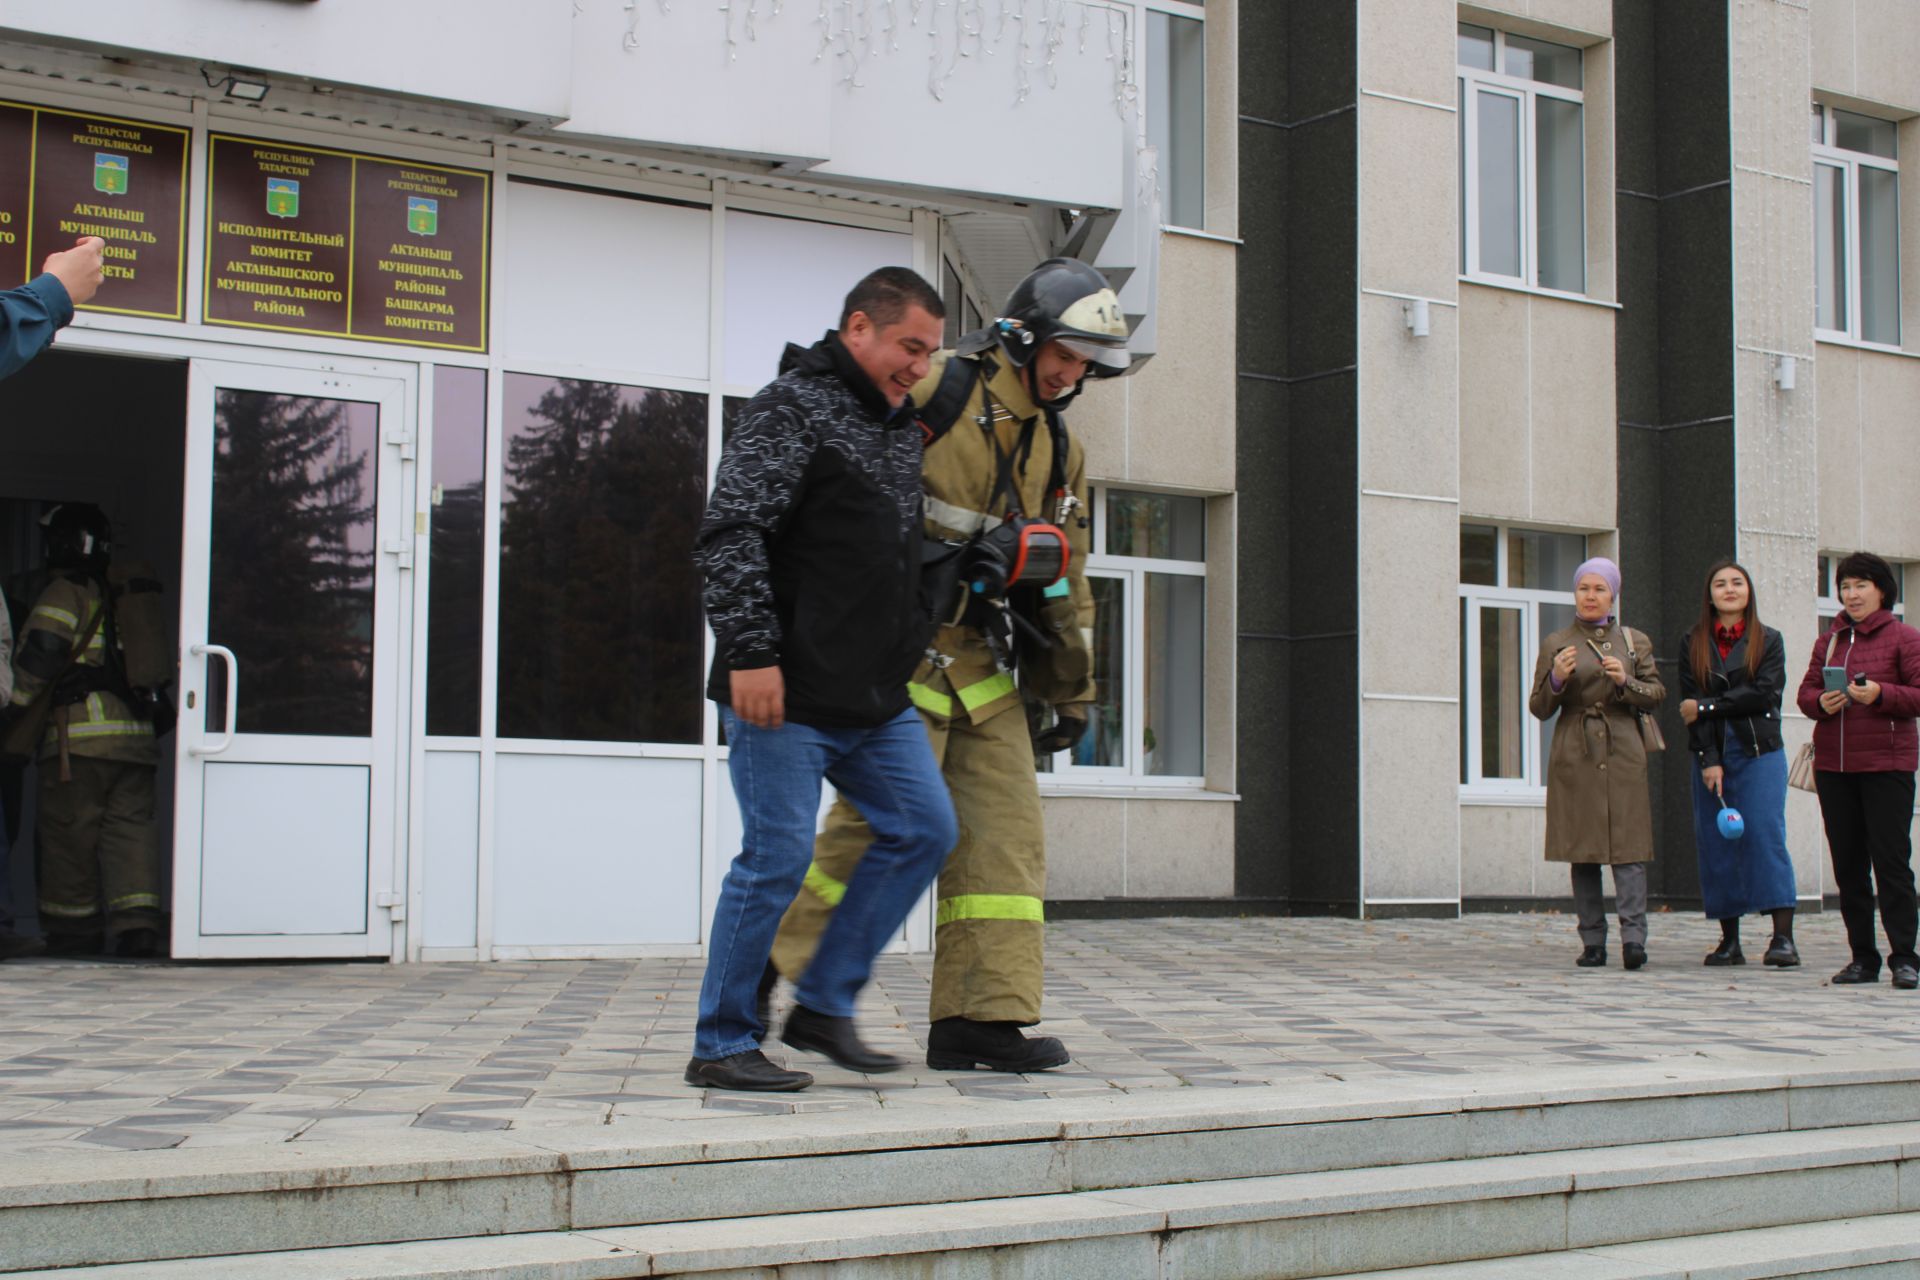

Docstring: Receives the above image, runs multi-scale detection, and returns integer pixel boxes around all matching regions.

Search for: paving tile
[0,915,1915,1159]
[74,1126,187,1150]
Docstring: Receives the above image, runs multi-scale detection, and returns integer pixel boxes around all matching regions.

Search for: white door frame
[169,353,418,960]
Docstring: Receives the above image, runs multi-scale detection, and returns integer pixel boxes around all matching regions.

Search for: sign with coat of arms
[204,134,490,351]
[0,100,189,319]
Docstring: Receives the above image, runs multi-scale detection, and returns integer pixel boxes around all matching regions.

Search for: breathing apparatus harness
[918,348,1082,679]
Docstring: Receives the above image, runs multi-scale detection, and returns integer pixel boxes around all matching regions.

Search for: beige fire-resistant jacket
[908,350,1095,725]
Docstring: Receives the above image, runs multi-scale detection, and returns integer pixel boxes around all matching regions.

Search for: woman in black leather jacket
[1677,560,1798,967]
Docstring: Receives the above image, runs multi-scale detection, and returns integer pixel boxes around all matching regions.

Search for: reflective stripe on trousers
[935,893,1044,926]
[803,862,847,907]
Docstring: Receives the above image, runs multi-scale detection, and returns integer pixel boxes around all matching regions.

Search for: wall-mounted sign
[0,100,191,320]
[204,134,490,352]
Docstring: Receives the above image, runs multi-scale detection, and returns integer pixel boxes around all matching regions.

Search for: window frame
[1142,0,1208,233]
[1458,523,1586,800]
[1457,26,1589,298]
[1816,553,1908,633]
[1045,483,1209,787]
[489,366,713,750]
[936,237,994,348]
[1812,104,1902,352]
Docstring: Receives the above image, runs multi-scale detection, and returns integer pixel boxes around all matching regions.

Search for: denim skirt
[1690,729,1797,919]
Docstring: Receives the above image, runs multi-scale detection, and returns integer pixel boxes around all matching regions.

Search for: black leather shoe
[1622,943,1648,970]
[1763,936,1800,967]
[45,932,102,957]
[755,960,780,1037]
[781,1005,904,1073]
[1576,945,1606,967]
[926,1018,1071,1072]
[684,1049,812,1092]
[1832,961,1880,985]
[1704,939,1745,966]
[0,932,46,961]
[1893,965,1919,990]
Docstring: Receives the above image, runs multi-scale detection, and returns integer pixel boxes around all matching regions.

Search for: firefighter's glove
[1033,704,1088,754]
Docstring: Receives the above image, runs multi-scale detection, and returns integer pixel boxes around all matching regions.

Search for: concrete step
[1348,1211,1920,1278]
[12,1118,1920,1278]
[4,1058,1917,1271]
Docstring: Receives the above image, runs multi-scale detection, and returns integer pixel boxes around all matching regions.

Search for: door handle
[190,643,238,756]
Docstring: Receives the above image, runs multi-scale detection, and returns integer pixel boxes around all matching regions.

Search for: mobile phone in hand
[1823,666,1848,692]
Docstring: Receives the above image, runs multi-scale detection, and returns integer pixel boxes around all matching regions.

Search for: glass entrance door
[172,361,411,958]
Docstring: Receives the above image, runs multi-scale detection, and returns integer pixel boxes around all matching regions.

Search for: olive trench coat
[1528,620,1666,864]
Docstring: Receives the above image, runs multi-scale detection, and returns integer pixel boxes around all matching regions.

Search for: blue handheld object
[1715,802,1745,841]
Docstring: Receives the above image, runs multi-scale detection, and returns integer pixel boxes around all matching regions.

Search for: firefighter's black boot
[926,1017,1070,1073]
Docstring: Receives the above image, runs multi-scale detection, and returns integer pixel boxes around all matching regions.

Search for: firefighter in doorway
[7,504,168,958]
[772,259,1129,1071]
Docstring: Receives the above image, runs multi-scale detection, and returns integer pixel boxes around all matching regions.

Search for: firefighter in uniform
[772,259,1129,1071]
[7,504,163,958]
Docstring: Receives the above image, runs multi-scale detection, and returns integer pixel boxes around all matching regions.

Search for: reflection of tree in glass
[427,477,485,736]
[209,390,375,736]
[497,376,706,744]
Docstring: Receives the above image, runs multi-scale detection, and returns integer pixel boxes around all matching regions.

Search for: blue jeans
[695,706,957,1060]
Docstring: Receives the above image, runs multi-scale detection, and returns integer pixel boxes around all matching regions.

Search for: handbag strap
[1595,621,1642,678]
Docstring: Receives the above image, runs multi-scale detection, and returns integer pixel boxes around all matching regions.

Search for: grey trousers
[1570,862,1648,946]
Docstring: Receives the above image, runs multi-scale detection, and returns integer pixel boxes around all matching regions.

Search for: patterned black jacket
[695,331,929,729]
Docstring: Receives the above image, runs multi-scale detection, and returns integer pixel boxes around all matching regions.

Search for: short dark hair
[1834,551,1900,608]
[839,266,944,331]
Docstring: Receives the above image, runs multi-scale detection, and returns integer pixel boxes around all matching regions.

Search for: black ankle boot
[926,1018,1070,1073]
[1705,937,1746,966]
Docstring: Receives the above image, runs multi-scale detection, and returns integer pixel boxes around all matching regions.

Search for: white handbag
[1788,633,1838,793]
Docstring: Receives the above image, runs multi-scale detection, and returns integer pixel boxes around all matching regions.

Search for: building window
[1817,553,1906,632]
[426,366,487,738]
[495,374,706,745]
[207,389,379,738]
[1813,104,1901,348]
[1146,2,1206,231]
[1045,486,1207,782]
[941,258,965,348]
[1457,24,1586,294]
[936,245,992,347]
[1459,523,1588,794]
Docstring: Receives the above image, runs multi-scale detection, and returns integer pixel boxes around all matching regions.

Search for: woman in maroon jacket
[1797,552,1920,990]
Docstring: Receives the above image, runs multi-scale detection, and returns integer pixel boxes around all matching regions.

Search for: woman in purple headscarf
[1529,557,1666,969]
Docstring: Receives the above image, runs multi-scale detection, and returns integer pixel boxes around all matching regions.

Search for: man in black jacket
[688,267,958,1092]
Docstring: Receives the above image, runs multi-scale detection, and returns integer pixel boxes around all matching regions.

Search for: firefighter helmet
[993,258,1131,375]
[41,503,112,573]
